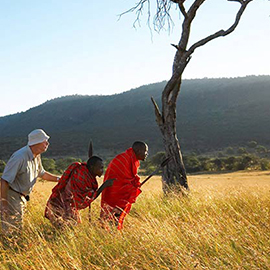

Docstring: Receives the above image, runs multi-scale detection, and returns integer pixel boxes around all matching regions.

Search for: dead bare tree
[124,0,253,193]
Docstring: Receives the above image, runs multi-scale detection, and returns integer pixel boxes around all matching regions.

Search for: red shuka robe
[100,148,141,220]
[45,162,98,225]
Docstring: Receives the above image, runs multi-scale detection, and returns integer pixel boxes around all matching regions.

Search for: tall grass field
[1,171,270,269]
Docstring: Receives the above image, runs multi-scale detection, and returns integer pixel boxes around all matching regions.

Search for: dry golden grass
[1,170,270,270]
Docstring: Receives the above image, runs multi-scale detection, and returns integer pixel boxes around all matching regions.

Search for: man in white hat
[0,129,60,235]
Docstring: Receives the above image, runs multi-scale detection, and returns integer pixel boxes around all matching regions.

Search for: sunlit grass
[1,171,270,269]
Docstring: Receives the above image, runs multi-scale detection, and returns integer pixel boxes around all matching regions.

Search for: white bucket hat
[28,129,50,146]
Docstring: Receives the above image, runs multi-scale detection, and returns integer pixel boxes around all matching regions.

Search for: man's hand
[94,179,116,200]
[42,172,62,182]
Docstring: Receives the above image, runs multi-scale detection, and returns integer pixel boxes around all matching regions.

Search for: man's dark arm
[93,178,115,200]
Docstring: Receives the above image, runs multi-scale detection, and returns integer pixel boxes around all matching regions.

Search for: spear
[88,140,93,158]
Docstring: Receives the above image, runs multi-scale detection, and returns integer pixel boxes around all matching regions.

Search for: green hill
[0,75,269,160]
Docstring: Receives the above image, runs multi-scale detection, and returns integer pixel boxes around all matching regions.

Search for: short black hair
[132,141,147,153]
[87,156,103,169]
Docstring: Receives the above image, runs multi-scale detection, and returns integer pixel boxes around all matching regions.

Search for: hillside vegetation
[0,76,269,159]
[0,171,270,269]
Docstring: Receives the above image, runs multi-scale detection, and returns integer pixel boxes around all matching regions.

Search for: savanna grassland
[1,171,270,270]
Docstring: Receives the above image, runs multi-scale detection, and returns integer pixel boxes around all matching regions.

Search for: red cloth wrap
[45,162,98,225]
[101,148,141,220]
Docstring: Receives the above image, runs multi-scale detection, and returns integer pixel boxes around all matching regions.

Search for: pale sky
[0,0,269,117]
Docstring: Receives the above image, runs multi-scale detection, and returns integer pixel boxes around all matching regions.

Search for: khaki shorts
[1,188,27,235]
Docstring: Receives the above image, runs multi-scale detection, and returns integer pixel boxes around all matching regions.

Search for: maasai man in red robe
[100,141,148,225]
[45,156,114,227]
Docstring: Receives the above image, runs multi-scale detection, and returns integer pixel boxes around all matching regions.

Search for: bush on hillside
[260,159,270,170]
[55,157,83,173]
[237,147,248,155]
[151,152,166,166]
[225,147,235,155]
[247,141,258,148]
[0,160,6,173]
[42,158,59,174]
[41,157,83,174]
[256,145,268,154]
[184,156,202,173]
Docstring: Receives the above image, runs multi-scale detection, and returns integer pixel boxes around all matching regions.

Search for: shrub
[247,141,257,148]
[237,147,248,155]
[224,156,237,170]
[256,145,268,154]
[42,158,58,174]
[184,156,202,173]
[198,156,212,171]
[55,157,82,173]
[211,158,224,171]
[236,155,259,170]
[0,160,6,173]
[225,147,235,155]
[140,152,166,174]
[151,152,166,166]
[260,159,270,170]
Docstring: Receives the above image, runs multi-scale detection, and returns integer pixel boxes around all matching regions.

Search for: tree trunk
[152,84,189,193]
[161,121,188,193]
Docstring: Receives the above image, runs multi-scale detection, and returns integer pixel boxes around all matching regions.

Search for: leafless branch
[186,0,253,57]
[153,0,175,32]
[178,0,206,52]
[120,0,179,32]
[151,96,163,125]
[119,0,148,18]
[119,0,149,29]
[178,2,188,18]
